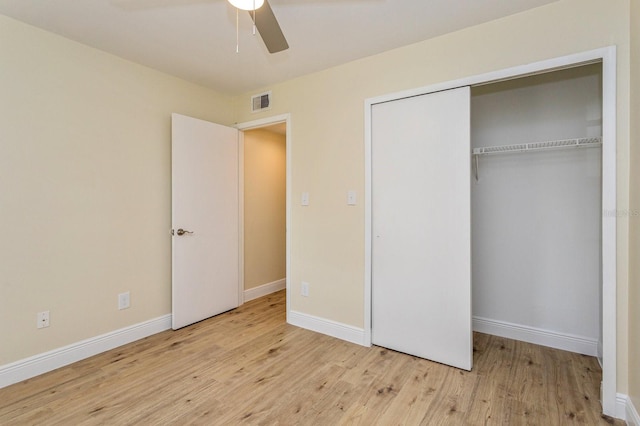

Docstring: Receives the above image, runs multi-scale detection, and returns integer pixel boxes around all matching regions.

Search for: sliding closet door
[371,87,472,370]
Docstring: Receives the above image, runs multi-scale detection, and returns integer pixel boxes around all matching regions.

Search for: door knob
[174,228,194,236]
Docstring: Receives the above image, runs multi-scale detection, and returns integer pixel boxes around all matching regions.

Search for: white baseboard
[243,278,286,303]
[0,314,172,389]
[473,316,598,356]
[288,310,366,346]
[620,393,640,425]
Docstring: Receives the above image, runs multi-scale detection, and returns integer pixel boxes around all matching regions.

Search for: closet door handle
[474,154,479,181]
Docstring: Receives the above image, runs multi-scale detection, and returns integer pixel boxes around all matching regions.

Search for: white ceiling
[0,0,556,94]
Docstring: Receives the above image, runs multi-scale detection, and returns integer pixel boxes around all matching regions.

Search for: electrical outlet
[118,292,130,310]
[301,282,309,297]
[37,311,50,329]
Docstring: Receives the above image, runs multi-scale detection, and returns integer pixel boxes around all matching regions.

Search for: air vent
[251,91,271,113]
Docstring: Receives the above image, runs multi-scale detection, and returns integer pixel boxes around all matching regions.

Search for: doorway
[237,114,291,315]
[242,124,287,302]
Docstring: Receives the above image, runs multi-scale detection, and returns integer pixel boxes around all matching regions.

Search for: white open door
[171,113,239,330]
[371,87,472,370]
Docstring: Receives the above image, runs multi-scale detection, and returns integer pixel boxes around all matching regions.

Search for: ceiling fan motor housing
[229,0,265,11]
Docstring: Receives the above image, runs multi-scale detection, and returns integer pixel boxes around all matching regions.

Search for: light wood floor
[1,291,622,425]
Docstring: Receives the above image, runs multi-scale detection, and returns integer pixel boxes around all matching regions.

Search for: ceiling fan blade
[250,0,289,53]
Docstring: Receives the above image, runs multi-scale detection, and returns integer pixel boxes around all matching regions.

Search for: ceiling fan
[228,0,288,53]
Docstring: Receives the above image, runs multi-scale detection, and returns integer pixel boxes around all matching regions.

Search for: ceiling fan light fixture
[229,0,264,11]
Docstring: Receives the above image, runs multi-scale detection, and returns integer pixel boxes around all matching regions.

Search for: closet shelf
[472,137,602,156]
[472,137,602,181]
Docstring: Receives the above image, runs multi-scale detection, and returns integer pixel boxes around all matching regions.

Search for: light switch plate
[347,190,357,205]
[118,292,130,310]
[301,192,310,206]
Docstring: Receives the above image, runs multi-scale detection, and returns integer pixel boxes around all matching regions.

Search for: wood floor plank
[0,290,622,425]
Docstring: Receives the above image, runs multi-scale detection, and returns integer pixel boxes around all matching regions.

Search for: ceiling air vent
[251,91,271,113]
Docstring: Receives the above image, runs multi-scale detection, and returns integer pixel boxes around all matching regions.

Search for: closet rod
[472,137,602,181]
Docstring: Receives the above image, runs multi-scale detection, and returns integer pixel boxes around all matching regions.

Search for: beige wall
[234,0,632,393]
[243,128,286,290]
[0,15,234,365]
[628,0,640,410]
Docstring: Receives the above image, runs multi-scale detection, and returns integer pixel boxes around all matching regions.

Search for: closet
[470,64,602,358]
[371,62,603,370]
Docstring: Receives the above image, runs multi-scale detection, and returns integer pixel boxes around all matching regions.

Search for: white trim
[364,97,372,347]
[0,314,171,389]
[473,317,598,356]
[244,278,286,302]
[235,113,291,323]
[235,113,290,131]
[366,50,610,106]
[621,393,640,425]
[600,46,617,417]
[288,310,366,346]
[238,130,245,305]
[364,47,617,416]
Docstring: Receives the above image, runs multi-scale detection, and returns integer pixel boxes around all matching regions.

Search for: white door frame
[364,47,617,416]
[235,113,291,319]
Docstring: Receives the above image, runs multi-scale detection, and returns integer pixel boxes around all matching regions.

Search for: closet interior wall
[470,64,603,356]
